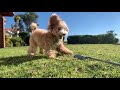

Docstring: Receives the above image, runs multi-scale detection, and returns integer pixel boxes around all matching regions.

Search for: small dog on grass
[27,13,73,58]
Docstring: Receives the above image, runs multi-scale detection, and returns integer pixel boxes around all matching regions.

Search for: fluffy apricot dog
[27,13,73,58]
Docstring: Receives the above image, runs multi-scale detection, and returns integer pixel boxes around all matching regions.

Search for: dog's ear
[49,13,61,26]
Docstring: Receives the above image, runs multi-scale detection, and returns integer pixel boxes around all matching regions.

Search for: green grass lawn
[0,44,120,78]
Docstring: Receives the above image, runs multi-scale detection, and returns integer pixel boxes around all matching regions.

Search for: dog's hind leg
[27,37,37,56]
[28,46,37,56]
[39,48,45,54]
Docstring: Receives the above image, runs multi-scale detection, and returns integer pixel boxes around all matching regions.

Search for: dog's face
[57,21,69,39]
[30,22,38,31]
[48,13,69,39]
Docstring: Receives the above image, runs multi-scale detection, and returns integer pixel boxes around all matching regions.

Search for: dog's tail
[30,22,38,32]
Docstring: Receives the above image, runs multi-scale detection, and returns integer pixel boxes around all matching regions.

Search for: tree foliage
[67,30,119,44]
[18,12,39,32]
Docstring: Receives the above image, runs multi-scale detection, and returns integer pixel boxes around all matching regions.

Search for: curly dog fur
[27,13,73,58]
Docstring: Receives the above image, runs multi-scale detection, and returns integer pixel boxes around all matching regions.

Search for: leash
[74,54,120,67]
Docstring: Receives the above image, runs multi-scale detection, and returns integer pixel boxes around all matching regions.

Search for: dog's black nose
[63,34,66,36]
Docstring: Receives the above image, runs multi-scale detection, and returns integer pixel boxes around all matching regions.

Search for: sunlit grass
[0,44,120,78]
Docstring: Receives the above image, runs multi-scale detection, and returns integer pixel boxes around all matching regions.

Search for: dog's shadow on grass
[0,55,48,66]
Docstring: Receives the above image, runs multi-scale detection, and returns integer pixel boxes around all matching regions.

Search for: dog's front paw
[48,56,56,59]
[27,53,35,57]
[47,50,56,59]
[70,51,73,55]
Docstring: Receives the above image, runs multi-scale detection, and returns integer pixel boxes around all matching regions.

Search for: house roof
[0,12,14,16]
[4,28,12,31]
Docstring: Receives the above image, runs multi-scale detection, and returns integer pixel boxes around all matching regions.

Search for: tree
[105,30,118,44]
[19,19,24,31]
[18,12,39,32]
[14,15,24,32]
[14,15,21,29]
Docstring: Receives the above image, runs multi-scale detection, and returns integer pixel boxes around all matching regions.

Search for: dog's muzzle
[59,29,68,35]
[59,34,66,39]
[59,29,68,39]
[63,34,66,36]
[29,27,36,32]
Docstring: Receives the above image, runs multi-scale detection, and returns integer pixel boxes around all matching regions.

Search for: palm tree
[14,15,25,32]
[14,15,22,37]
[14,15,21,29]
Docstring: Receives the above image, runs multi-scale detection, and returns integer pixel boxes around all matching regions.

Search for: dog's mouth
[59,34,65,39]
[59,35,63,39]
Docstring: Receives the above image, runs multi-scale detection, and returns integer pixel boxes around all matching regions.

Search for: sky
[4,12,120,40]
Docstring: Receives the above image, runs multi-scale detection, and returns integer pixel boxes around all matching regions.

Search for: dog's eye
[50,25,54,29]
[58,27,61,31]
[51,27,53,29]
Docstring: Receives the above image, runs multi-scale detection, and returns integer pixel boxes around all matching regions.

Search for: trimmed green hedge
[67,31,119,44]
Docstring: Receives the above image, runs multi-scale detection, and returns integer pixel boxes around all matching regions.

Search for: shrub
[19,32,29,40]
[25,35,30,45]
[15,42,21,47]
[11,36,23,47]
[5,33,13,47]
[19,32,30,46]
